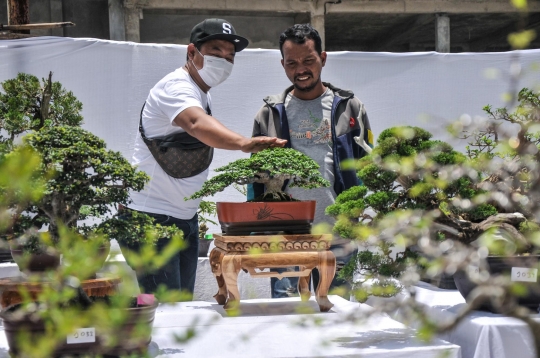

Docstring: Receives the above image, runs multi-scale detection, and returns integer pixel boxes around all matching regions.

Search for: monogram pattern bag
[139,103,214,178]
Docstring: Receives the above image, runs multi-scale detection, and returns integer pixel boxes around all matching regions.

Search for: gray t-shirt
[285,88,336,226]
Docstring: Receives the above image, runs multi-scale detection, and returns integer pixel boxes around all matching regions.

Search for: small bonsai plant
[0,72,182,272]
[188,147,330,201]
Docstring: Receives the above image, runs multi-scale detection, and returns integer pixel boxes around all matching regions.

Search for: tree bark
[7,0,30,34]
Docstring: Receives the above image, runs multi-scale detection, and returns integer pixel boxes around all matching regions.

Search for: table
[137,295,462,357]
[368,282,540,358]
[210,234,336,311]
[0,276,121,308]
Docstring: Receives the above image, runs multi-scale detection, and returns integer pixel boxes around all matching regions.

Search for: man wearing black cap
[121,19,286,297]
[250,24,373,298]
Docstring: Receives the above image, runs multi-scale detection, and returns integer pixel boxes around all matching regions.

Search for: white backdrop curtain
[1,37,540,208]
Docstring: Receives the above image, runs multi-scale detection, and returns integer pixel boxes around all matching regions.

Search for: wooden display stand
[209,234,336,312]
[0,276,122,308]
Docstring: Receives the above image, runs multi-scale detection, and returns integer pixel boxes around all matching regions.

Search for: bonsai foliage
[326,125,534,301]
[0,149,191,358]
[197,200,217,239]
[0,72,83,154]
[329,87,540,353]
[0,72,182,252]
[459,87,540,218]
[326,126,515,245]
[12,126,148,239]
[339,240,415,303]
[189,147,330,201]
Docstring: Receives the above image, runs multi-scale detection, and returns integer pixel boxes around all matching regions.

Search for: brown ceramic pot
[198,238,213,257]
[1,298,158,357]
[216,200,316,235]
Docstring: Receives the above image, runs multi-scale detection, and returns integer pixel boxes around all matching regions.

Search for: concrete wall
[3,0,539,52]
[140,11,295,49]
[63,0,109,39]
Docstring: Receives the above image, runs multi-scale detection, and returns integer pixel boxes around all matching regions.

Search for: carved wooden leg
[315,250,336,312]
[221,254,242,310]
[297,267,311,301]
[209,248,228,305]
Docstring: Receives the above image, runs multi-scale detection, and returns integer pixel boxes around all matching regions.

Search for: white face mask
[192,48,234,88]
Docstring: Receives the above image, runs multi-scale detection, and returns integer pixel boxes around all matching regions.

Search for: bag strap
[138,102,150,141]
[138,102,213,149]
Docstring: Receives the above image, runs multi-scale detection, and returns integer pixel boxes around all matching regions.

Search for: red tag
[349,117,355,127]
[137,294,155,306]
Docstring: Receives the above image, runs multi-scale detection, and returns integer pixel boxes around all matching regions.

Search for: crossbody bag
[139,103,214,178]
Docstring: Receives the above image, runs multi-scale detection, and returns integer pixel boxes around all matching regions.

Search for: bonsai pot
[10,242,110,276]
[9,246,60,273]
[198,238,213,257]
[216,200,316,235]
[0,247,13,263]
[410,245,458,290]
[421,272,457,290]
[454,255,540,312]
[1,297,158,357]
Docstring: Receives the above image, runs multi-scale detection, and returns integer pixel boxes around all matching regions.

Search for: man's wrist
[239,137,252,152]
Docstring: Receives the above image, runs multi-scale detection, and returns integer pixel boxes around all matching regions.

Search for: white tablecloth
[146,295,461,358]
[0,295,460,358]
[370,282,539,358]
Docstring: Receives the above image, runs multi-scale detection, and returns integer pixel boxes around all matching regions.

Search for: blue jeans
[119,211,199,295]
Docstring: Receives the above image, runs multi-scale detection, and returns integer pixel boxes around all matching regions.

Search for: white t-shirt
[128,67,210,219]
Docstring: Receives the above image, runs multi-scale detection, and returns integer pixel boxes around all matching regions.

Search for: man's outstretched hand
[240,137,287,153]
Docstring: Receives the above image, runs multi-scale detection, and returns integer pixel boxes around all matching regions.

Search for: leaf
[511,0,528,10]
[508,30,536,49]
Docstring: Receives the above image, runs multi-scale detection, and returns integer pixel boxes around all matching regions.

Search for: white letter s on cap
[223,23,232,34]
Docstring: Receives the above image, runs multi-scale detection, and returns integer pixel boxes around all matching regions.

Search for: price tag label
[511,267,538,283]
[67,328,96,344]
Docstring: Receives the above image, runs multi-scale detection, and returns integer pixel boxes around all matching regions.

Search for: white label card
[67,328,96,344]
[511,267,538,283]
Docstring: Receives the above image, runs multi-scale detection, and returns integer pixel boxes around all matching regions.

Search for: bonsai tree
[326,125,532,300]
[0,72,83,154]
[0,147,191,358]
[328,88,540,355]
[0,72,182,263]
[188,147,330,201]
[326,125,527,243]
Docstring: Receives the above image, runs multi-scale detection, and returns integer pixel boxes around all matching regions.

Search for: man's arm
[174,106,286,153]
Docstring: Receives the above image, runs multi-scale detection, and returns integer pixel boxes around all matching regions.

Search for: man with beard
[250,23,373,298]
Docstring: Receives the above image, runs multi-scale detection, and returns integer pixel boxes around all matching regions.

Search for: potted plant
[188,147,330,235]
[0,73,187,357]
[326,125,530,300]
[0,72,156,275]
[448,87,540,311]
[0,167,181,357]
[196,200,217,257]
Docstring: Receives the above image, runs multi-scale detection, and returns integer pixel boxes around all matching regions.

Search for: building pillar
[7,0,29,34]
[124,4,140,43]
[109,0,126,41]
[310,8,325,50]
[50,0,63,36]
[435,13,450,53]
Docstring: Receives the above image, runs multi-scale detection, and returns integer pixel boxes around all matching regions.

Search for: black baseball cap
[189,18,249,52]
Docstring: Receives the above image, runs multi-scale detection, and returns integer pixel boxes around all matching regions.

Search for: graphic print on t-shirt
[289,109,332,145]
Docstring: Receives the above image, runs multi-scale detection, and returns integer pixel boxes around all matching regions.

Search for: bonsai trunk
[255,176,293,202]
